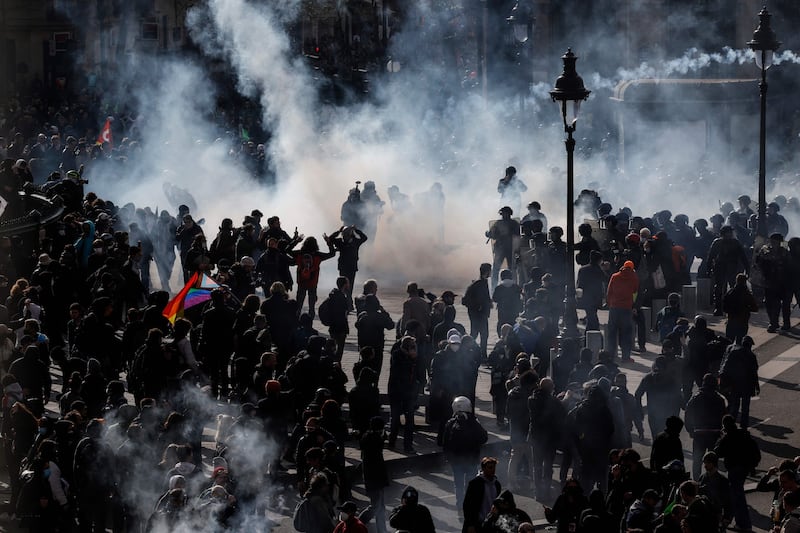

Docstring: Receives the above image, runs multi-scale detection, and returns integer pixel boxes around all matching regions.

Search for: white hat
[448,334,462,344]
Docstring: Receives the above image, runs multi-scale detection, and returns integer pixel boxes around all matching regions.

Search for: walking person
[359,417,389,533]
[606,260,639,361]
[684,373,728,480]
[722,273,758,343]
[719,336,759,429]
[714,414,761,532]
[462,263,492,359]
[442,396,489,512]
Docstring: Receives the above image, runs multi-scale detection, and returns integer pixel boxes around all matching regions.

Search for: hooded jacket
[607,265,639,309]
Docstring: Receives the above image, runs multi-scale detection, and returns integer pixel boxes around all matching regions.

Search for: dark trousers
[206,353,230,398]
[691,431,720,480]
[331,332,346,361]
[469,313,489,358]
[389,395,415,449]
[297,286,318,318]
[725,319,749,344]
[341,269,356,309]
[365,488,387,533]
[634,308,647,349]
[451,458,475,510]
[728,466,752,529]
[584,306,600,332]
[765,287,791,328]
[607,308,633,360]
[728,393,752,428]
[532,436,557,500]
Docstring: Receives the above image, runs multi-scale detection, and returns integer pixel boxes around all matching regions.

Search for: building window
[141,18,159,40]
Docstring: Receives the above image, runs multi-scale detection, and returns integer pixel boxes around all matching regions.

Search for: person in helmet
[755,232,791,332]
[766,202,789,239]
[441,396,489,511]
[486,206,520,290]
[737,195,754,218]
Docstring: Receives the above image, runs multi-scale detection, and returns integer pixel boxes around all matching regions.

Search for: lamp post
[747,6,780,240]
[550,49,590,342]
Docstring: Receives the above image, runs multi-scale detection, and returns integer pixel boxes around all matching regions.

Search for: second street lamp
[550,49,590,344]
[747,6,780,241]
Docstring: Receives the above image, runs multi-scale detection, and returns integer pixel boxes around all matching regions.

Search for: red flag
[96,118,113,150]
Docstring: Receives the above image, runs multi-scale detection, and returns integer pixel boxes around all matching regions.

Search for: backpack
[318,297,333,327]
[292,495,313,532]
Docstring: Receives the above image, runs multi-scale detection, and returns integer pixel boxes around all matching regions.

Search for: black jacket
[326,288,350,335]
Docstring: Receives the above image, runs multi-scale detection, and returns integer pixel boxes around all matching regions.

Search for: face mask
[449,344,459,352]
[93,248,104,254]
[339,513,348,522]
[38,427,47,436]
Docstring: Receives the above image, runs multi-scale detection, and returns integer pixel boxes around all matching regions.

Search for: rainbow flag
[162,272,220,324]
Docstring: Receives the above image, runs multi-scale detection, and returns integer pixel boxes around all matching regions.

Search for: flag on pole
[96,117,113,150]
[162,272,221,324]
[240,125,250,142]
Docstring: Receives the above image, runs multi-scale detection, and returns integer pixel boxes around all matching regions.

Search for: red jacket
[607,266,639,309]
[333,517,368,533]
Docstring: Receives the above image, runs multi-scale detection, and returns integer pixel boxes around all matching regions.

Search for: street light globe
[748,6,781,70]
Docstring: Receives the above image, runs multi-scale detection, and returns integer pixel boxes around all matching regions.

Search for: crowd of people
[2,99,800,533]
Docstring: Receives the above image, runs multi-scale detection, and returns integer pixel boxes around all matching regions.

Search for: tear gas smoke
[83,2,800,290]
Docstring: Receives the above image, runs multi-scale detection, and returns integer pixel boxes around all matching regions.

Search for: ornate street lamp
[550,49,590,342]
[506,1,534,44]
[747,6,780,240]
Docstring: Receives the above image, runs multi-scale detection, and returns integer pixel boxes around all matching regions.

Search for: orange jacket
[607,266,640,309]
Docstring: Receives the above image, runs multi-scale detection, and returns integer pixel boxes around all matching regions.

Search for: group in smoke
[4,101,800,533]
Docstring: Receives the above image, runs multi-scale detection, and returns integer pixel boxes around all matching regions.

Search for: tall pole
[563,124,579,339]
[757,56,768,239]
[482,0,488,101]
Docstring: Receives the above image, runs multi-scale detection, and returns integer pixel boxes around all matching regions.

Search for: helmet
[737,194,751,204]
[240,256,255,267]
[499,206,513,216]
[452,396,472,413]
[674,214,689,225]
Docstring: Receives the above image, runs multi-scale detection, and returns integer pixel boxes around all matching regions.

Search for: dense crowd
[2,103,800,533]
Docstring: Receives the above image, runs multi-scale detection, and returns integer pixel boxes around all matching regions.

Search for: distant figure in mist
[497,166,527,214]
[387,185,411,215]
[341,186,366,229]
[360,180,385,240]
[413,182,446,244]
